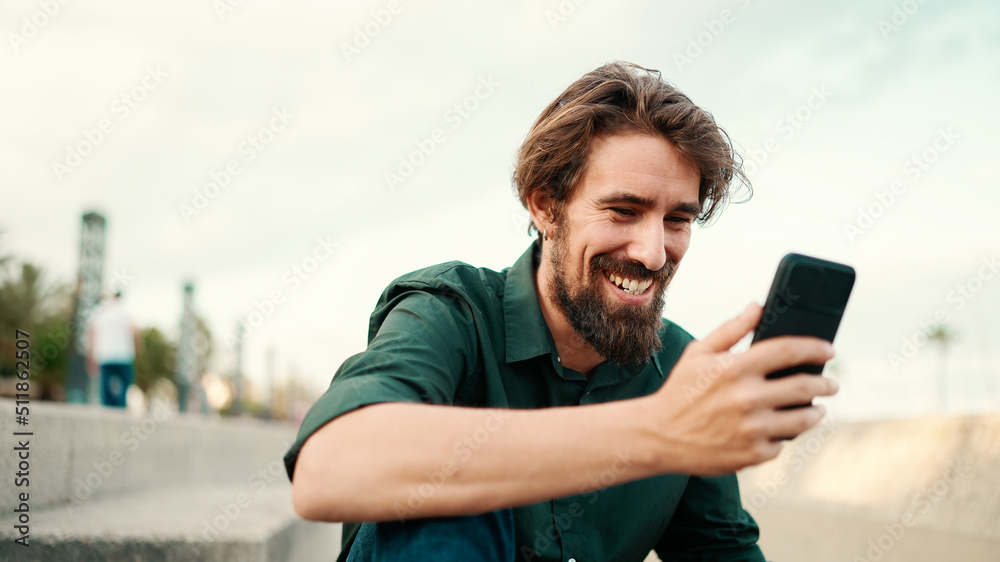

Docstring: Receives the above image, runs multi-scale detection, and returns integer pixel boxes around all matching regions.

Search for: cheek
[667,231,692,261]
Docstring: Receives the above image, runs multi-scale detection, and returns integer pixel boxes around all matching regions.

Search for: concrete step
[0,484,341,561]
[0,398,342,561]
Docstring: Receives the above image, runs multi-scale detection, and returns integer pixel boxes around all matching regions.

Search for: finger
[743,336,834,377]
[698,303,762,353]
[762,404,827,441]
[759,374,840,409]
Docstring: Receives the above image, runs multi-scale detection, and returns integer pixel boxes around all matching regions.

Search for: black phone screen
[751,253,856,379]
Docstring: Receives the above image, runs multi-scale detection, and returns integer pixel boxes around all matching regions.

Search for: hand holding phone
[751,253,855,382]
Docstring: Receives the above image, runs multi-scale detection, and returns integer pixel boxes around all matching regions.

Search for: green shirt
[284,242,764,562]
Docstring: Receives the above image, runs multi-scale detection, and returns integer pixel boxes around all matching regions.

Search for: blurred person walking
[86,290,140,408]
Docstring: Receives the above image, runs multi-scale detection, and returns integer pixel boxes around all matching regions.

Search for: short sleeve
[283,289,478,481]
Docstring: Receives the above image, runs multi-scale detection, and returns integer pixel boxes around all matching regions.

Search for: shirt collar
[502,241,665,380]
[503,241,556,363]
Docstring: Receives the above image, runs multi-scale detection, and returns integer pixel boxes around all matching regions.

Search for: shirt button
[568,558,577,562]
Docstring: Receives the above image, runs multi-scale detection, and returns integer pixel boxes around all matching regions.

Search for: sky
[2,0,998,421]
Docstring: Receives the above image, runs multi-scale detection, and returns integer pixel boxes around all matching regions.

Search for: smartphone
[751,253,856,381]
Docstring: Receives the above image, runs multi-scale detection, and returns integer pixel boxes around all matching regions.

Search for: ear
[524,189,552,234]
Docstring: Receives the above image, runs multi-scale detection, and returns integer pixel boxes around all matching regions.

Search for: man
[285,62,838,561]
[86,290,141,408]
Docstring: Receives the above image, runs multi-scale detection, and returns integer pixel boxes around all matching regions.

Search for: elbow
[291,453,352,522]
[291,477,327,522]
[291,465,349,522]
[291,442,365,522]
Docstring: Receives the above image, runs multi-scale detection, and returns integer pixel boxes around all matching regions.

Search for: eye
[611,208,636,218]
[666,215,694,225]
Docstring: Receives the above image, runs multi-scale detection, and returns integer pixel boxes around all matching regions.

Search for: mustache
[590,254,676,282]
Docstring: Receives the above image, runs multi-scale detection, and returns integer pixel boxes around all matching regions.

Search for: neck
[534,244,605,377]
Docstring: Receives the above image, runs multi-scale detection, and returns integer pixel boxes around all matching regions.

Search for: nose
[626,220,667,273]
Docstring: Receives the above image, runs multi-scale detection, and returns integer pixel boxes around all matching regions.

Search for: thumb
[698,303,762,353]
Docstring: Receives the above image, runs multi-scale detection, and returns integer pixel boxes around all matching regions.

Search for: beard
[547,227,676,365]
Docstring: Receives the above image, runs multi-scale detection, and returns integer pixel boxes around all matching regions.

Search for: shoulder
[368,260,507,339]
[386,260,505,294]
[377,260,506,306]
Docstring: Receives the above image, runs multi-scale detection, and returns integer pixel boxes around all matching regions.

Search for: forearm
[292,399,663,522]
[292,306,841,523]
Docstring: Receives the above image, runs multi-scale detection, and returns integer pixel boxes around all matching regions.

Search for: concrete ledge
[0,398,297,513]
[0,399,342,560]
[752,502,998,562]
[0,485,341,561]
[738,414,1000,561]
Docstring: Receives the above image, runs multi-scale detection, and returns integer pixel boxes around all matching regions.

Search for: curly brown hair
[513,61,749,234]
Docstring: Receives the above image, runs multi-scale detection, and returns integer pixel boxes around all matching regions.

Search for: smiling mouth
[605,270,653,296]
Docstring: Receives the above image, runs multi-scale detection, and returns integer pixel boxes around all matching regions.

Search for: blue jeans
[346,508,515,562]
[100,362,133,408]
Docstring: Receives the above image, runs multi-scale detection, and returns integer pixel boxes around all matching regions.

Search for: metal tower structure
[232,320,243,416]
[176,282,196,412]
[67,212,106,404]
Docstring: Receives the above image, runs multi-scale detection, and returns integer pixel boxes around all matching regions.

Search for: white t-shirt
[89,299,136,363]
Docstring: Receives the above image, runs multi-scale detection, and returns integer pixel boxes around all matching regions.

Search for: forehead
[572,133,701,208]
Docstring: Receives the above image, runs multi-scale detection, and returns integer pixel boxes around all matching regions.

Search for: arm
[292,303,838,523]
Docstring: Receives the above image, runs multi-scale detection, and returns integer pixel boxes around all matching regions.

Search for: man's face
[546,133,701,364]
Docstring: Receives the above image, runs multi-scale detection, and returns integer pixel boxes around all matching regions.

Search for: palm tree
[0,259,72,396]
[928,324,956,414]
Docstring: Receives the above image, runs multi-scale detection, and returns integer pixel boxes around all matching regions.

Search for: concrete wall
[5,399,997,561]
[738,414,1000,561]
[0,398,298,513]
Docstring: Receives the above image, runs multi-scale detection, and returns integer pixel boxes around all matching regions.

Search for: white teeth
[606,271,653,295]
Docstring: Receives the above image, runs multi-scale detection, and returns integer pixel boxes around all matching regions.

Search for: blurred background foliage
[0,232,215,403]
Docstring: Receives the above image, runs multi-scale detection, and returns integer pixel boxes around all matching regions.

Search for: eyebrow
[594,191,702,216]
